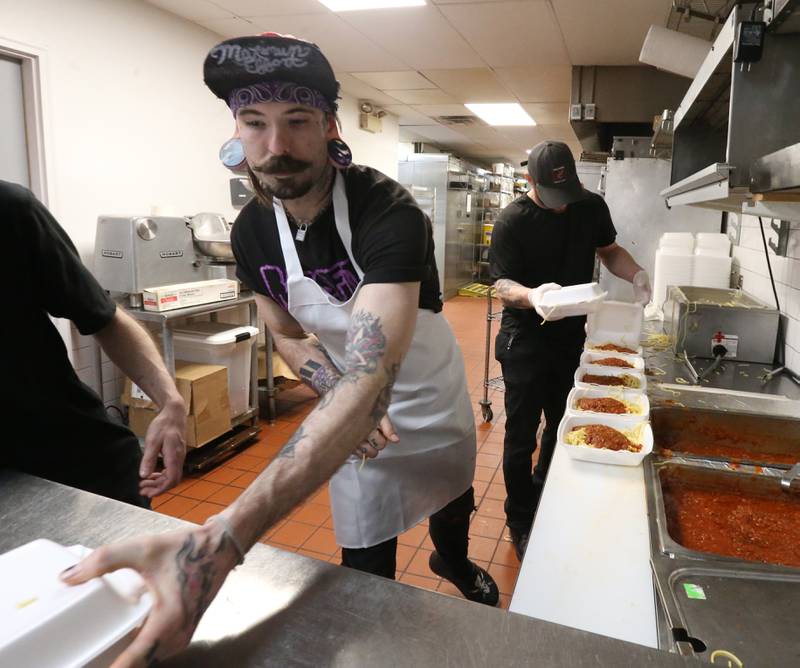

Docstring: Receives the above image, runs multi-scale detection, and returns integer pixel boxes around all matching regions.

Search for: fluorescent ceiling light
[465,103,535,126]
[525,149,532,154]
[319,0,425,10]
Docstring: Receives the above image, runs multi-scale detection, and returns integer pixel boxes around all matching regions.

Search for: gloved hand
[632,270,652,305]
[528,282,563,321]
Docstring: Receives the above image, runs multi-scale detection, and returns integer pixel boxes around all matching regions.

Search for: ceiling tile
[247,14,407,71]
[439,1,570,68]
[384,89,457,105]
[338,6,485,69]
[552,0,672,65]
[520,102,569,125]
[529,122,579,143]
[408,104,474,117]
[404,124,472,144]
[384,105,440,126]
[351,71,437,90]
[197,15,257,36]
[211,0,331,16]
[335,73,405,106]
[494,66,572,102]
[494,126,546,146]
[147,0,232,21]
[420,68,514,103]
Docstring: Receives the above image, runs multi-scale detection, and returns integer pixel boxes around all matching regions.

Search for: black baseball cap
[203,33,340,112]
[526,140,588,209]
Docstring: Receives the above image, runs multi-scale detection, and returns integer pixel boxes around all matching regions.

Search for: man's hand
[139,399,187,498]
[353,414,399,459]
[60,522,238,667]
[528,282,563,321]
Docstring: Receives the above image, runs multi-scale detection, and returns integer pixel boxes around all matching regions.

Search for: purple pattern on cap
[229,80,331,115]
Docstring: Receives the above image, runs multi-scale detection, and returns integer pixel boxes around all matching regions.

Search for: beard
[251,155,318,200]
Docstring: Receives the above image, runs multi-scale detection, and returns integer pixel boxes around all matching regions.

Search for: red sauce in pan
[576,397,629,414]
[572,424,642,452]
[595,343,637,354]
[582,373,625,387]
[593,357,634,368]
[662,475,800,568]
[663,423,800,466]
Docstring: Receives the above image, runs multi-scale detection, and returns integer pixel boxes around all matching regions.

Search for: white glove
[528,282,563,321]
[632,270,652,305]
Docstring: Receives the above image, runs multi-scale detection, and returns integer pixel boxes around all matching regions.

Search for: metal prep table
[0,471,703,667]
[511,322,800,654]
[124,293,275,470]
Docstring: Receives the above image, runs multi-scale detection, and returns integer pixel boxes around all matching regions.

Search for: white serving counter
[509,444,658,647]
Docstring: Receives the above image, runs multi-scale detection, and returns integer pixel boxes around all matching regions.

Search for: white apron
[273,172,476,548]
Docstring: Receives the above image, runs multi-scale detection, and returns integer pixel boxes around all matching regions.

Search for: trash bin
[168,322,258,418]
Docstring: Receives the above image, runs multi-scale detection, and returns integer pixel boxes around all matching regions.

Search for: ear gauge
[327,138,352,169]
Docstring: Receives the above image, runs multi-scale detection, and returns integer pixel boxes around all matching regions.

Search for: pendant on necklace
[295,223,308,242]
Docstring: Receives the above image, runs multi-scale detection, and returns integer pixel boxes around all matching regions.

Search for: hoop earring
[328,138,352,169]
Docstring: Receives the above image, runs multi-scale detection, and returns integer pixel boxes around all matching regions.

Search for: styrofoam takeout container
[580,350,645,372]
[566,386,650,423]
[538,282,607,320]
[0,539,151,668]
[585,300,643,354]
[574,364,647,393]
[557,414,653,466]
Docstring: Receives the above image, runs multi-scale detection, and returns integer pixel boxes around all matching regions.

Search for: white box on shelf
[142,278,238,312]
[557,414,653,466]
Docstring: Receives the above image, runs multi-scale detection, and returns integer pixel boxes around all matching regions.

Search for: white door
[0,53,30,187]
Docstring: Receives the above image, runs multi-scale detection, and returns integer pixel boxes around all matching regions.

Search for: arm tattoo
[278,425,306,459]
[343,310,386,376]
[298,359,340,396]
[371,362,400,422]
[175,532,229,632]
[494,278,531,308]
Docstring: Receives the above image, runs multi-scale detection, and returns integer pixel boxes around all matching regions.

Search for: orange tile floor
[153,296,526,609]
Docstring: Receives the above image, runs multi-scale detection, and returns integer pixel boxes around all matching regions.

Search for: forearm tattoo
[175,532,229,633]
[278,424,306,459]
[371,362,400,423]
[298,359,340,396]
[494,278,530,308]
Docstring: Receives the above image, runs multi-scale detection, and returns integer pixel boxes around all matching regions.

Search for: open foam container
[557,414,653,466]
[0,539,151,668]
[566,387,650,422]
[584,300,644,356]
[537,282,607,320]
[580,349,644,371]
[574,364,647,392]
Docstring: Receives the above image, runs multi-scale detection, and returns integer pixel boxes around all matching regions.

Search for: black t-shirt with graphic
[231,165,442,312]
[490,192,617,343]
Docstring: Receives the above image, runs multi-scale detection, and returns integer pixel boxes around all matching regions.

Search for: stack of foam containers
[555,301,653,467]
[693,232,732,290]
[652,233,695,314]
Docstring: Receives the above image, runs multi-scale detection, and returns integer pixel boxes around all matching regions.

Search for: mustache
[253,156,312,175]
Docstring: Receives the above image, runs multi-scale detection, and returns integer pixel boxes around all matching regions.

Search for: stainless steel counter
[0,472,703,667]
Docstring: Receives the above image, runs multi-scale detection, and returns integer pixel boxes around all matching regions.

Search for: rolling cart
[479,286,504,422]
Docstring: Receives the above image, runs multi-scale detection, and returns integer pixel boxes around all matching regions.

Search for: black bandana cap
[204,33,340,113]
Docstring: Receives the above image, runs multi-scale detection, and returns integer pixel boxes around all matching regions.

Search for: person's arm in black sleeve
[18,188,187,496]
[489,216,539,310]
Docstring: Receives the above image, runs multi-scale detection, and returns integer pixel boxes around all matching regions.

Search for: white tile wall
[732,213,800,371]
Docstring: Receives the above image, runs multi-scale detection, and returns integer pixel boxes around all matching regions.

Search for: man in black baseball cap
[489,140,651,560]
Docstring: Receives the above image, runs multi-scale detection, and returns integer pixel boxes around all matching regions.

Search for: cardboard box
[257,345,299,382]
[141,279,238,312]
[123,362,231,448]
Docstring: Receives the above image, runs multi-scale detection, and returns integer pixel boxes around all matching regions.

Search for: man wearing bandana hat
[63,33,497,665]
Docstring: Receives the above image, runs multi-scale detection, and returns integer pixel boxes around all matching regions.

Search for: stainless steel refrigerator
[398,153,479,300]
